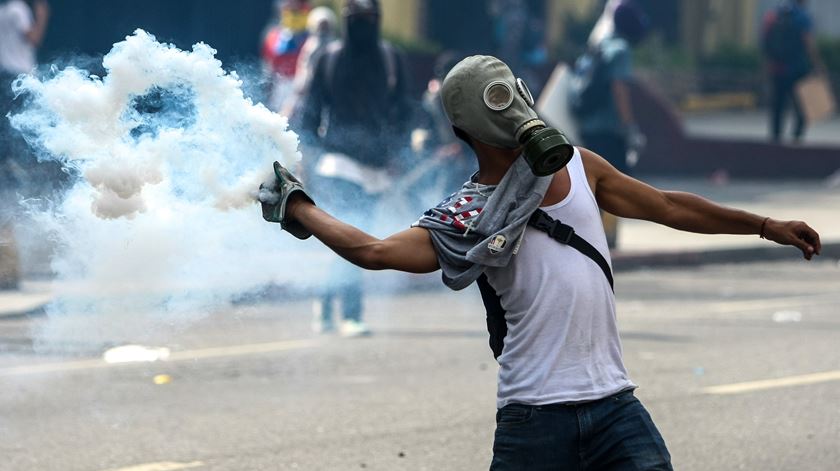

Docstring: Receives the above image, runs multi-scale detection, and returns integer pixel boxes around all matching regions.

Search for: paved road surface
[1,260,839,471]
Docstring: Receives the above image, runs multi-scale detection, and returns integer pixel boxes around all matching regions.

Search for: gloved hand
[259,161,314,240]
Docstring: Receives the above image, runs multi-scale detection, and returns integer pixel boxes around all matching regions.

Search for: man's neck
[473,141,521,185]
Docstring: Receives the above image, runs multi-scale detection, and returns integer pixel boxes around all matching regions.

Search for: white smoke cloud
[9,30,329,350]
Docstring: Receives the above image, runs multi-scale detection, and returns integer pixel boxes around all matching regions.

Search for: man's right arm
[288,198,440,274]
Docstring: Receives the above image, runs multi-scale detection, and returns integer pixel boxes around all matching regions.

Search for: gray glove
[259,161,314,240]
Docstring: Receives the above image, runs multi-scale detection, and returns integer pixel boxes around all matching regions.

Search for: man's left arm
[580,148,822,260]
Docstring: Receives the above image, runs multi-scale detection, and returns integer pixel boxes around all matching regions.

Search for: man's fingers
[794,238,813,260]
[796,223,821,257]
[804,225,822,255]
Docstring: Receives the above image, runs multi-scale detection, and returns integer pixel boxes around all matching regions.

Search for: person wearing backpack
[262,54,822,469]
[289,0,412,337]
[762,0,826,143]
[569,0,650,248]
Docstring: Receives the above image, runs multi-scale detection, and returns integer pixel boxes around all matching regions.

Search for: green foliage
[381,33,441,55]
[553,11,599,64]
[634,36,693,71]
[817,37,840,72]
[699,42,762,72]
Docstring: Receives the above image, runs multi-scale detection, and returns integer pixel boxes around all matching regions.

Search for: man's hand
[762,219,822,260]
[259,161,315,239]
[580,147,823,262]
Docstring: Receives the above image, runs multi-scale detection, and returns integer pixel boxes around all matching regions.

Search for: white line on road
[705,294,839,315]
[0,339,321,377]
[102,461,204,471]
[703,370,840,395]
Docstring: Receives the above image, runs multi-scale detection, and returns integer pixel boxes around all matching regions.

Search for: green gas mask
[441,55,574,176]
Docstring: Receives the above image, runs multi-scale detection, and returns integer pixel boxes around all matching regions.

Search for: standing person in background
[570,0,649,248]
[0,0,49,177]
[406,51,473,210]
[262,0,311,111]
[290,0,412,337]
[489,0,548,96]
[762,0,826,143]
[280,6,338,117]
[0,0,49,290]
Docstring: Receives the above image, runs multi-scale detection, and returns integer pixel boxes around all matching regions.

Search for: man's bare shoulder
[576,146,613,193]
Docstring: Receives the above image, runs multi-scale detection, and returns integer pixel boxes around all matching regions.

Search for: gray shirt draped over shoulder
[414,156,551,290]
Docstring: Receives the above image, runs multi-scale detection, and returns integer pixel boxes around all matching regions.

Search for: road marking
[705,294,838,315]
[703,370,840,395]
[0,339,320,377]
[102,461,204,471]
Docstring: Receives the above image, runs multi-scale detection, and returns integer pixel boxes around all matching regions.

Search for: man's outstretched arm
[580,147,822,260]
[287,198,440,273]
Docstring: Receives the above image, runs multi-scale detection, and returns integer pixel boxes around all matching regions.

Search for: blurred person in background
[489,0,549,96]
[291,6,338,100]
[280,5,338,117]
[762,0,826,143]
[0,0,49,290]
[406,51,473,210]
[290,0,412,337]
[569,0,649,248]
[262,0,312,110]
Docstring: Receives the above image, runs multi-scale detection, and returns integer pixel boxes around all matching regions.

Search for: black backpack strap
[476,274,507,360]
[528,209,615,291]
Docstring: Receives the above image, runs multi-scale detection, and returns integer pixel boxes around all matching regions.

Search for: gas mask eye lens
[483,81,514,111]
[516,78,535,107]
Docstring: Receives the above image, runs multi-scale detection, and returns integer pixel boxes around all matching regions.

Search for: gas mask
[441,56,574,176]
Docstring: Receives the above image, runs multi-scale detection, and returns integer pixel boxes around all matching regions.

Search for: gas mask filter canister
[442,55,574,176]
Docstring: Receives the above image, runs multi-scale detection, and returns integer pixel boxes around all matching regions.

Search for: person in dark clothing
[571,0,649,248]
[290,0,411,336]
[762,0,825,143]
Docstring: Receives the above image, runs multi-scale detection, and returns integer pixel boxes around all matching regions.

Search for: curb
[3,243,837,317]
[0,291,53,319]
[613,242,840,272]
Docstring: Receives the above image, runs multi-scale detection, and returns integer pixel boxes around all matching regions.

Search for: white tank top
[484,149,636,408]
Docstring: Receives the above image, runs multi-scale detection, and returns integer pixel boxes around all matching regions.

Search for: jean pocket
[611,389,637,404]
[496,404,534,426]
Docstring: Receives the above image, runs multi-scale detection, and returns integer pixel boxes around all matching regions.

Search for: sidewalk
[683,111,840,147]
[613,177,840,268]
[0,281,53,318]
[2,178,838,317]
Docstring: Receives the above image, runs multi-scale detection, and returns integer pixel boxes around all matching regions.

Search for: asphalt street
[1,259,839,471]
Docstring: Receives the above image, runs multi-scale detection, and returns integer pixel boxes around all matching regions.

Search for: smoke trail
[9,30,328,351]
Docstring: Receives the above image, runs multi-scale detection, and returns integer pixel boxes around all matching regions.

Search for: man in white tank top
[260,56,822,470]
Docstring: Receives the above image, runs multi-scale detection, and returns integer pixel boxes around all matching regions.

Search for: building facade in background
[326,0,839,61]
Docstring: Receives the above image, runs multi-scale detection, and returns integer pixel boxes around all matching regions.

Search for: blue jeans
[491,390,672,471]
[310,174,380,322]
[770,74,806,142]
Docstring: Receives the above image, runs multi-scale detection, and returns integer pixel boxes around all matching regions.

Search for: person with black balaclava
[290,0,411,337]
